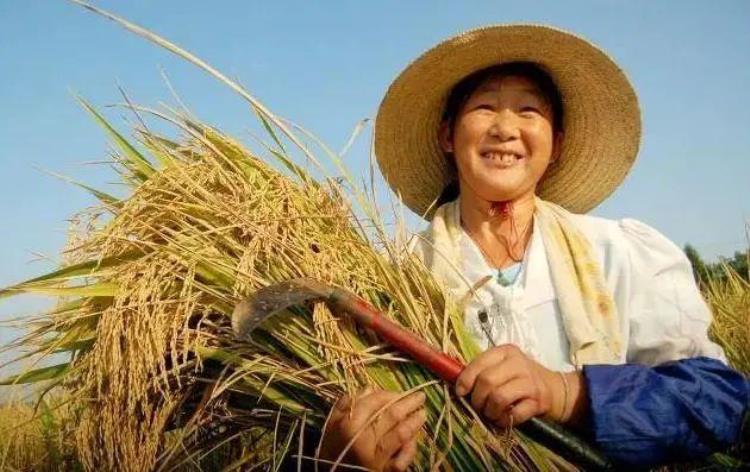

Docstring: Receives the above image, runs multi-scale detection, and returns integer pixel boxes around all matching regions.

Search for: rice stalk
[0,3,585,470]
[0,103,580,471]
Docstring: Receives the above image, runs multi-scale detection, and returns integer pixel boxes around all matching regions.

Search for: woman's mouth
[481,151,523,168]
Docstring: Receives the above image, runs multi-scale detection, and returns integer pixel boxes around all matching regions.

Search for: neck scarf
[416,197,622,366]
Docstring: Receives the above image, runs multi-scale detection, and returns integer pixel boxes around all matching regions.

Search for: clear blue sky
[1,1,749,351]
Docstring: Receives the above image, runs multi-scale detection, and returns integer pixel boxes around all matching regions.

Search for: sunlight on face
[441,74,561,204]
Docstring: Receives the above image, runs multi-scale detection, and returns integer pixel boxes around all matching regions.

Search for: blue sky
[1,1,749,352]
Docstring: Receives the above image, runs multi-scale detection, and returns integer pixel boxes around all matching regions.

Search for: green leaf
[40,317,98,352]
[266,147,317,188]
[78,97,154,180]
[253,106,287,155]
[40,168,121,208]
[0,253,135,299]
[19,282,118,298]
[54,338,95,354]
[138,131,183,169]
[194,262,235,290]
[0,363,70,385]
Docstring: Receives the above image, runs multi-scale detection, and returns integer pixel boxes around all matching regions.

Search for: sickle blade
[231,278,333,340]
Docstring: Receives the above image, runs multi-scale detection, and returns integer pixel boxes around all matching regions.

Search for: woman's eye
[474,103,494,111]
[520,106,540,114]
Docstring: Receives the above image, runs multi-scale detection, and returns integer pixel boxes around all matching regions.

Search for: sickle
[232,277,464,382]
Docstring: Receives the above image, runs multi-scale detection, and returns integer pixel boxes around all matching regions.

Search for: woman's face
[439,74,562,204]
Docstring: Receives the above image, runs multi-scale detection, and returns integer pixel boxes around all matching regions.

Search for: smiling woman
[442,72,558,205]
[317,24,750,470]
[437,63,563,269]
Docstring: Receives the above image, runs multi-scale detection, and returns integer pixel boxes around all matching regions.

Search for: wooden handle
[331,290,464,382]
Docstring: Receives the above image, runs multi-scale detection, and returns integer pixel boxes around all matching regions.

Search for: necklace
[461,201,533,347]
[463,219,533,269]
[472,243,527,348]
[464,222,532,348]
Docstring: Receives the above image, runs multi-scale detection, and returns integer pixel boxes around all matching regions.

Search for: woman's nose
[488,111,520,140]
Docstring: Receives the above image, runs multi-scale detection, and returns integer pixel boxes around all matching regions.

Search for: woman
[319,25,749,470]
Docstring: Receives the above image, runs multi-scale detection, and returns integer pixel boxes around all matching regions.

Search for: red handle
[332,291,465,384]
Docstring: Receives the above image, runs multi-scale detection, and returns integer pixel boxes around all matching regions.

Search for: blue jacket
[584,357,749,467]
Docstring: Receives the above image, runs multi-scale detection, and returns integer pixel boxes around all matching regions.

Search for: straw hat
[374,24,641,218]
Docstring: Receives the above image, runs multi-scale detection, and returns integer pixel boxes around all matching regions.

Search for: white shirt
[416,213,726,372]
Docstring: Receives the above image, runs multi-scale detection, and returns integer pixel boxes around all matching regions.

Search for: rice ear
[0,101,579,469]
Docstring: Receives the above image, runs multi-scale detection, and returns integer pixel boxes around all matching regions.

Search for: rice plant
[0,396,80,471]
[707,263,750,376]
[0,4,587,469]
[4,93,589,469]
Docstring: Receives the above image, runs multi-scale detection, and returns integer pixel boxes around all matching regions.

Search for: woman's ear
[438,121,453,153]
[550,131,564,163]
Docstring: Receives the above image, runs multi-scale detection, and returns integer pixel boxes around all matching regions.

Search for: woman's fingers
[321,387,428,471]
[454,345,560,429]
[469,363,521,412]
[497,398,539,428]
[483,378,536,421]
[380,391,426,434]
[349,390,425,436]
[456,344,520,396]
[330,385,376,424]
[328,394,351,425]
[387,436,419,472]
[332,389,426,448]
[378,408,427,458]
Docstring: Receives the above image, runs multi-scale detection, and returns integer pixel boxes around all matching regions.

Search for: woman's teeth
[482,152,520,167]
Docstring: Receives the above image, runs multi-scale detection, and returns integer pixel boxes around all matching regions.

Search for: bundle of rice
[0,6,589,470]
[1,100,582,470]
[4,4,749,470]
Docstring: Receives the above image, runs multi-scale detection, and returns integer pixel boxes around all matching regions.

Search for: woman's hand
[455,344,585,427]
[319,386,427,472]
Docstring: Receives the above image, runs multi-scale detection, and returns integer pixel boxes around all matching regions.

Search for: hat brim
[374,24,641,219]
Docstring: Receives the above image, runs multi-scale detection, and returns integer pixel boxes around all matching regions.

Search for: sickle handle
[371,313,465,383]
[329,288,465,382]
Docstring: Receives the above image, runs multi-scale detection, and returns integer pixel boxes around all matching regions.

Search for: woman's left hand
[455,344,573,427]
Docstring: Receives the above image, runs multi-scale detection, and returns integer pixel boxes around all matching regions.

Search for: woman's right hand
[319,386,427,471]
